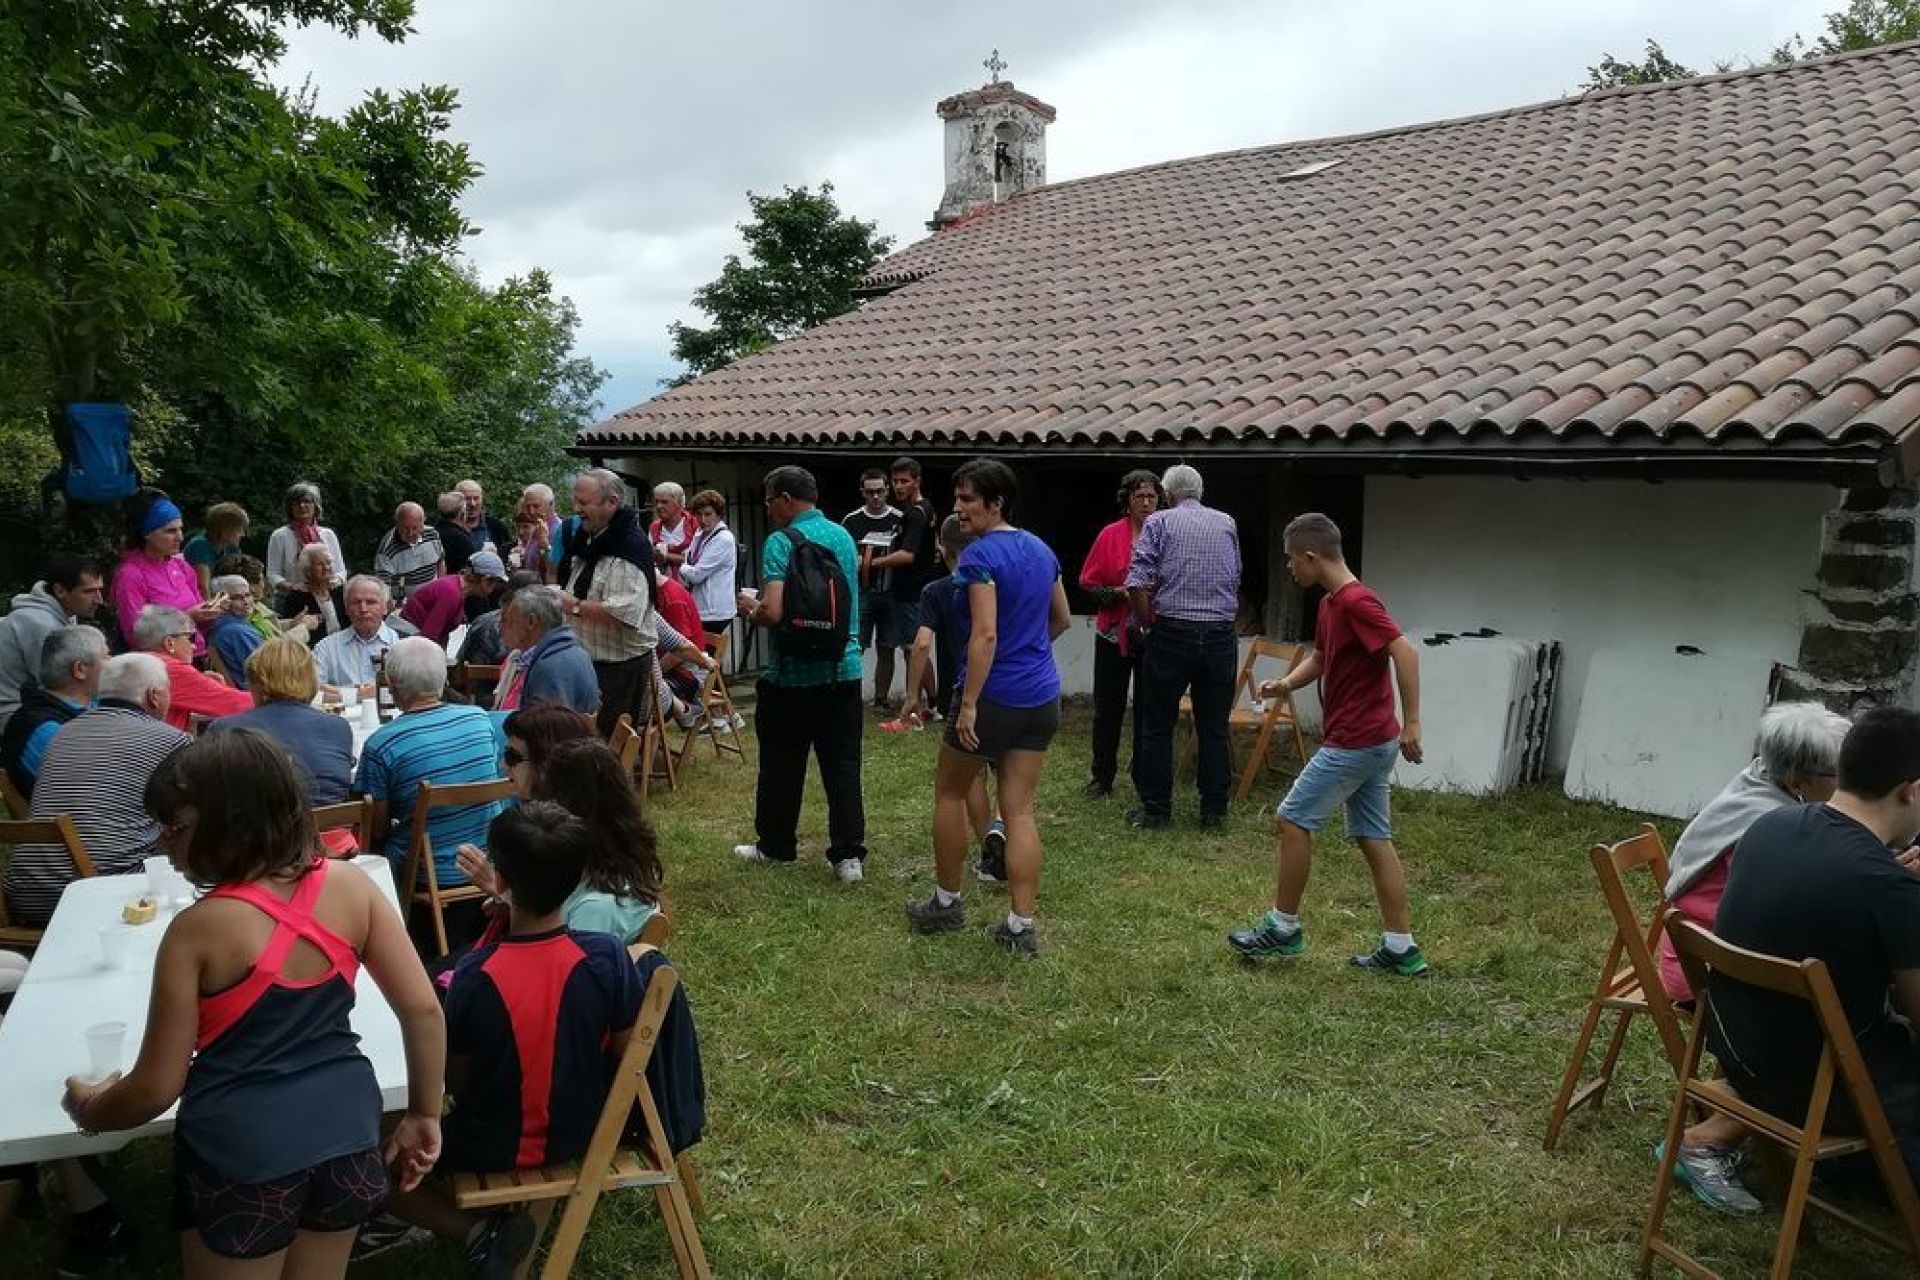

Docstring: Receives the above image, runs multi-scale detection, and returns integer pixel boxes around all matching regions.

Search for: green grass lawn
[10,707,1905,1277]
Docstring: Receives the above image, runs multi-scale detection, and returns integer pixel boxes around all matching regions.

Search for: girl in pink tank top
[62,730,446,1277]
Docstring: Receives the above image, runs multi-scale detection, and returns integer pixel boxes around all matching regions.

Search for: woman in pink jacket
[1076,470,1161,799]
[113,492,219,656]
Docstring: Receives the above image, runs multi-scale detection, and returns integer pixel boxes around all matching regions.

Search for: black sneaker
[973,851,1006,884]
[1350,942,1430,977]
[987,918,1039,954]
[465,1209,536,1280]
[1124,807,1170,830]
[1083,779,1112,799]
[982,819,1007,862]
[905,892,966,933]
[57,1205,134,1278]
[350,1212,434,1262]
[1198,812,1226,831]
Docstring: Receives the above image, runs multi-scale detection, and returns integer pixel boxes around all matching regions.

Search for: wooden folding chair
[0,815,97,952]
[450,662,503,702]
[311,797,376,857]
[0,771,28,818]
[674,632,744,772]
[609,714,641,774]
[1545,823,1690,1150]
[1642,920,1920,1277]
[451,943,711,1278]
[400,778,514,957]
[206,648,235,685]
[638,687,678,804]
[1178,637,1312,795]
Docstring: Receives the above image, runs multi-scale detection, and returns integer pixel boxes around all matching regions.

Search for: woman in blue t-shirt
[905,459,1070,954]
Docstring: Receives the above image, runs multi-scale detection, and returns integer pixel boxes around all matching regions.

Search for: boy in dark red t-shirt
[1227,513,1430,976]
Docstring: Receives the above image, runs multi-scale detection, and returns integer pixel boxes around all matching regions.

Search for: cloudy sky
[280,0,1833,418]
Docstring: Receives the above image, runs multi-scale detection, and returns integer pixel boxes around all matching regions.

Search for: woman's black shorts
[944,696,1061,758]
[173,1143,390,1259]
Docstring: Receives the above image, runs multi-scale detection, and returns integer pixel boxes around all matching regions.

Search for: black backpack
[773,524,851,659]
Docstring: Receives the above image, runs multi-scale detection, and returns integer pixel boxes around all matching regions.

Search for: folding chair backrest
[704,629,731,667]
[1245,638,1307,709]
[403,777,515,890]
[1590,824,1685,1065]
[0,815,96,930]
[311,797,375,854]
[609,714,641,772]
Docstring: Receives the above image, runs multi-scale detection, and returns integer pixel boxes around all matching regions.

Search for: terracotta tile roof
[581,42,1920,467]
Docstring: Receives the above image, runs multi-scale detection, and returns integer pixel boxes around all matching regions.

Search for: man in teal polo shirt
[734,465,868,883]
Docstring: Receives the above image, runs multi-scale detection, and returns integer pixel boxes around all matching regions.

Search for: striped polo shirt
[5,702,188,926]
[352,702,505,885]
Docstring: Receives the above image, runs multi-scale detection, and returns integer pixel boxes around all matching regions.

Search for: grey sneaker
[988,918,1039,954]
[906,892,965,933]
[1657,1141,1762,1216]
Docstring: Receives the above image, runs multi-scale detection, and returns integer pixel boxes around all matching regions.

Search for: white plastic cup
[740,587,760,604]
[144,856,174,897]
[84,1022,125,1082]
[98,925,132,969]
[361,700,380,730]
[339,684,360,709]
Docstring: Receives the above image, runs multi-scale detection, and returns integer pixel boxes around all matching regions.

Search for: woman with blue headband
[112,491,221,655]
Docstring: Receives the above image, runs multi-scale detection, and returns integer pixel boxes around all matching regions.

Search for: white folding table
[0,857,412,1164]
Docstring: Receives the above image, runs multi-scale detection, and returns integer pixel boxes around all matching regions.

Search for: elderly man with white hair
[493,584,599,714]
[561,468,660,736]
[5,653,187,926]
[374,500,445,603]
[312,574,400,695]
[0,624,107,800]
[518,481,565,581]
[1123,463,1242,831]
[134,603,252,731]
[206,572,266,686]
[649,480,699,578]
[353,637,505,930]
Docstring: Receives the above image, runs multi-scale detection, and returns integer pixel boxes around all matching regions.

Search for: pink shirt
[399,573,465,645]
[1657,849,1733,1003]
[114,551,206,655]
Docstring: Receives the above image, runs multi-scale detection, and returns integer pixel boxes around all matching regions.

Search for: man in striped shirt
[373,501,446,604]
[1125,464,1242,831]
[5,653,186,926]
[353,638,506,937]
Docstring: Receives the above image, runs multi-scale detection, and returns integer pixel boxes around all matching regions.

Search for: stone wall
[1779,484,1920,713]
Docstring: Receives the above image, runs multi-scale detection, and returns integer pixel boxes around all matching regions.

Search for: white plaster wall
[1360,476,1836,770]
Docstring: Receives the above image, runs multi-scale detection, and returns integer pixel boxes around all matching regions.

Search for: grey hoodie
[0,585,74,734]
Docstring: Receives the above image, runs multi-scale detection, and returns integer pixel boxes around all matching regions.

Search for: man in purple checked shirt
[1124,464,1241,830]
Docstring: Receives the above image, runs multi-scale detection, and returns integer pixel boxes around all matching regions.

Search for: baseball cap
[467,550,509,582]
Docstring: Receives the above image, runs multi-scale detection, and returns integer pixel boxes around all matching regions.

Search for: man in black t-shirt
[842,468,905,707]
[1707,706,1920,1186]
[875,456,941,712]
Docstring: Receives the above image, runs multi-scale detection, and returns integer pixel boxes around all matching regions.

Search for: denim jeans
[1130,618,1237,820]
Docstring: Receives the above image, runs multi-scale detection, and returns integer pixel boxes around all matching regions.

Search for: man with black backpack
[735,465,868,883]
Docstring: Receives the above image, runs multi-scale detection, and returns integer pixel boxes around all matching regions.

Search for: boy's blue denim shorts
[1276,739,1399,840]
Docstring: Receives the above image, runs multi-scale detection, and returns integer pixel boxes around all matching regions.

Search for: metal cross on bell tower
[983,49,1007,84]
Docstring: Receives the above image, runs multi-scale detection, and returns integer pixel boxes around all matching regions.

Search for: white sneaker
[833,858,864,884]
[727,712,747,730]
[734,843,772,862]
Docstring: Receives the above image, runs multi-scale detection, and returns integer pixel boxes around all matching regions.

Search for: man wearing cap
[399,550,508,646]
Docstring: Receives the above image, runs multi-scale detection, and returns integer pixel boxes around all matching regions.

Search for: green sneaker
[1350,942,1429,976]
[1227,916,1304,958]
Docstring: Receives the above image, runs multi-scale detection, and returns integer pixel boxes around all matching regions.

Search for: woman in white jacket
[680,489,739,639]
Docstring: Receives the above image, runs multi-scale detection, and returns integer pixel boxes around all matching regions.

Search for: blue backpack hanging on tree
[54,402,139,503]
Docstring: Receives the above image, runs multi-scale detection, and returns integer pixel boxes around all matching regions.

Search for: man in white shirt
[313,575,399,694]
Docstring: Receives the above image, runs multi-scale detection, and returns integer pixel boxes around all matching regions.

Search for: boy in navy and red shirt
[1227,512,1431,976]
[389,801,642,1274]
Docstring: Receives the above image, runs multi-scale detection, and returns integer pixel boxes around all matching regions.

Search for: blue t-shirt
[354,703,505,883]
[918,573,962,715]
[953,528,1062,709]
[760,508,863,687]
[209,613,264,688]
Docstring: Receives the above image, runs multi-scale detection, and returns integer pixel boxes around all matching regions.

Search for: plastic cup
[740,587,760,604]
[339,684,360,708]
[144,856,174,897]
[361,700,380,730]
[84,1022,125,1082]
[98,925,132,969]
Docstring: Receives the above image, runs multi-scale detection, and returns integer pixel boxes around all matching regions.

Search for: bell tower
[930,51,1057,230]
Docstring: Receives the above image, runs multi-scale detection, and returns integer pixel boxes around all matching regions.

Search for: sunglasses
[504,747,527,768]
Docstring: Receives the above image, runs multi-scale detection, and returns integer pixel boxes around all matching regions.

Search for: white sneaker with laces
[833,859,864,884]
[734,843,771,862]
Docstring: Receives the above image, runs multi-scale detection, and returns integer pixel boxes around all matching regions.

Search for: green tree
[0,0,602,579]
[1582,40,1697,90]
[667,183,894,383]
[1811,0,1920,52]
